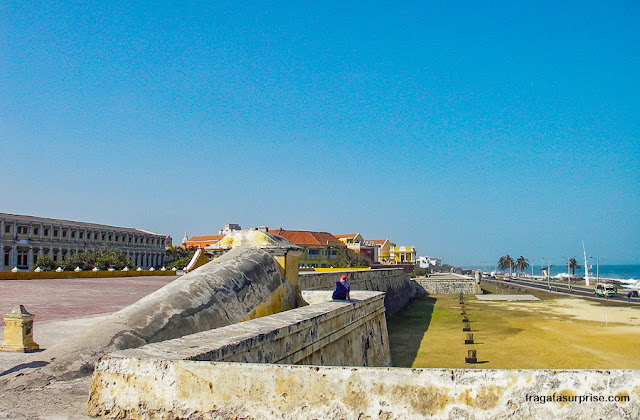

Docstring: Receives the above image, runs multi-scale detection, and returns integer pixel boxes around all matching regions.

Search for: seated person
[332,275,352,301]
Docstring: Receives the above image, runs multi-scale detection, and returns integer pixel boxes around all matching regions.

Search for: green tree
[515,256,529,273]
[498,255,515,275]
[335,248,371,268]
[165,246,194,267]
[568,257,581,275]
[33,255,58,271]
[168,256,193,270]
[40,248,135,271]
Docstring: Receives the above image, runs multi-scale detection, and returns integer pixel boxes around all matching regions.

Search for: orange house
[182,234,224,249]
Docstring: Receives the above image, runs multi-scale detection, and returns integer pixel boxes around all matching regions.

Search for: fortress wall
[88,292,393,417]
[87,362,640,419]
[3,246,298,387]
[412,277,481,295]
[299,268,416,315]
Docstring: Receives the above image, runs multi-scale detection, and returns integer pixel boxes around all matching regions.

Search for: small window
[115,235,119,242]
[79,232,84,239]
[62,230,67,238]
[108,235,112,241]
[4,225,10,233]
[102,234,106,241]
[44,228,49,236]
[34,228,39,235]
[128,237,132,243]
[71,231,75,238]
[54,229,59,237]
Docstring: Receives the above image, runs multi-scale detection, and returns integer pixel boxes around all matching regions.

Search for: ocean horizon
[463,264,640,282]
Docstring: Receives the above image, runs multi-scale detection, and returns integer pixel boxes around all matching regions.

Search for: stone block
[1,305,39,353]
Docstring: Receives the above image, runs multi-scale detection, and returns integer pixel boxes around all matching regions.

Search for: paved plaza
[0,275,178,323]
[0,275,178,420]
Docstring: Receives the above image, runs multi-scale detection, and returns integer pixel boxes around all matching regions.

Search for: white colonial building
[0,212,171,272]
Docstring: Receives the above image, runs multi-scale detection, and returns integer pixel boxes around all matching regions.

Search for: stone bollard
[462,317,469,323]
[463,321,471,332]
[460,310,466,315]
[465,333,474,344]
[465,349,477,363]
[1,305,40,352]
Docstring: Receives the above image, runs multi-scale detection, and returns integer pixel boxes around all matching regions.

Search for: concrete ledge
[87,362,640,419]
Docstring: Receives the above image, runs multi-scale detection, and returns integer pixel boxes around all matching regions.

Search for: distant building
[269,228,346,268]
[363,239,392,264]
[334,233,377,263]
[218,223,242,236]
[0,212,171,271]
[389,245,416,264]
[417,256,441,269]
[182,234,224,249]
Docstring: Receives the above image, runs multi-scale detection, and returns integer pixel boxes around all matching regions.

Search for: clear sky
[1,1,638,266]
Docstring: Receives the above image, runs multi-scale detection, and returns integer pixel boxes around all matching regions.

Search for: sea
[468,264,640,283]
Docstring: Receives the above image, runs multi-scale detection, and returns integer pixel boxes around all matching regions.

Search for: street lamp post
[590,256,606,282]
[561,256,571,290]
[542,257,554,291]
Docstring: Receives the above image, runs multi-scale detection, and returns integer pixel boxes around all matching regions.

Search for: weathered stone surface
[94,291,389,367]
[2,247,292,387]
[299,269,415,316]
[412,273,481,295]
[87,361,640,419]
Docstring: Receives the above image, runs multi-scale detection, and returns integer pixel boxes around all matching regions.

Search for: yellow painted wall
[0,270,177,281]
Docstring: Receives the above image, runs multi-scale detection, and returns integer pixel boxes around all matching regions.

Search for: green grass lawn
[387,285,640,369]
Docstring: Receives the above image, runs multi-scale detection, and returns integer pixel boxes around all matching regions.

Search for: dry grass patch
[387,293,640,369]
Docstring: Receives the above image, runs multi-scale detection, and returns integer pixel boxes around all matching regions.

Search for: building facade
[335,233,378,263]
[0,213,172,271]
[269,228,346,268]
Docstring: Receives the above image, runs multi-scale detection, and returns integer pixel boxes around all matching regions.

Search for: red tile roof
[269,229,346,248]
[183,235,224,248]
[366,239,388,245]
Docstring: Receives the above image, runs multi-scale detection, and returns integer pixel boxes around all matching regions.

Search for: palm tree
[568,257,580,276]
[498,254,515,275]
[515,256,529,274]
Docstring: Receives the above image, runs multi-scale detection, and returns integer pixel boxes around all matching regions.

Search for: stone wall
[88,291,393,417]
[299,268,415,316]
[412,273,481,295]
[87,362,639,419]
[2,246,297,388]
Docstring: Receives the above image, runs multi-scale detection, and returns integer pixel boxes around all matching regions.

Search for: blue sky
[1,1,638,265]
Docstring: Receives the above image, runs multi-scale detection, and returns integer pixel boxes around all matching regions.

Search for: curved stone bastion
[2,238,303,389]
[87,290,392,418]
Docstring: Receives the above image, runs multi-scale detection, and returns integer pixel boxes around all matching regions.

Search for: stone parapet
[412,273,481,295]
[87,363,640,419]
[93,291,389,366]
[299,268,415,316]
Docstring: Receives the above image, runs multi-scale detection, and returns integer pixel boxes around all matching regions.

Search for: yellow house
[389,245,416,264]
[364,239,393,264]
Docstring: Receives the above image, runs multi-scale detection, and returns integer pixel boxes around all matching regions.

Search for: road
[481,277,640,305]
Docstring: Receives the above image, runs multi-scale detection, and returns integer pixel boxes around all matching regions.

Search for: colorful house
[334,233,377,263]
[389,245,416,264]
[182,234,224,249]
[364,239,393,264]
[269,229,346,268]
